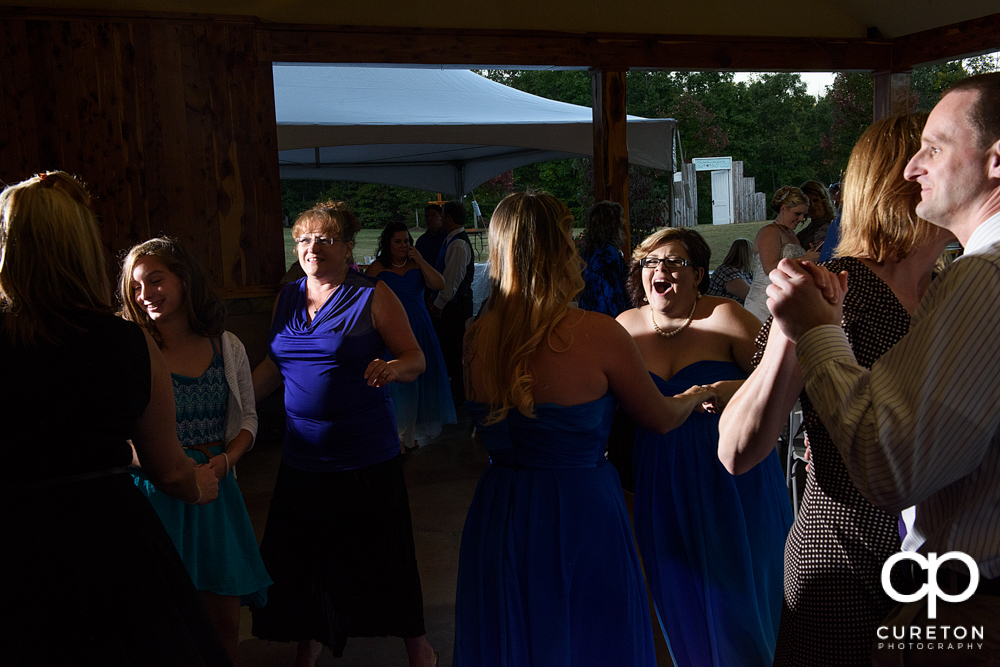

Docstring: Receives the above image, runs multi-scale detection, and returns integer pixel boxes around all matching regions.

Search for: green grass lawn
[283,221,771,273]
[693,221,770,271]
[283,227,494,270]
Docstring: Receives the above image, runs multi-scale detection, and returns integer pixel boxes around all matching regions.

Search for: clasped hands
[766,258,848,343]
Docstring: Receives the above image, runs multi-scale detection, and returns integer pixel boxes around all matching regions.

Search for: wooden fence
[671,160,765,227]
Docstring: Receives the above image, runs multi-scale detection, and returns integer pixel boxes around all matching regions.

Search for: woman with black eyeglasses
[251,201,438,666]
[615,227,792,667]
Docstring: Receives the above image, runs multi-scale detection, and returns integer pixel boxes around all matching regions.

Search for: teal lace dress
[132,340,271,604]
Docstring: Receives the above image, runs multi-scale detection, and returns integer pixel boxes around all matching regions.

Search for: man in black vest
[415,204,446,267]
[431,200,475,402]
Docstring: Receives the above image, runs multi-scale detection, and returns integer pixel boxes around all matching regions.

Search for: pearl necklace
[651,293,701,338]
[391,259,407,268]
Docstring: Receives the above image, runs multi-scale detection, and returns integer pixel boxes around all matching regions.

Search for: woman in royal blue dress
[616,227,793,667]
[455,192,715,667]
[366,221,457,450]
[120,237,272,663]
[251,201,437,667]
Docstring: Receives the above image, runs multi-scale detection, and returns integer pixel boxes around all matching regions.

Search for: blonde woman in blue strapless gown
[616,227,793,667]
[367,222,456,449]
[455,192,716,667]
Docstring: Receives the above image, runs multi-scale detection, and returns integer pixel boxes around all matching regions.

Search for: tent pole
[590,68,631,260]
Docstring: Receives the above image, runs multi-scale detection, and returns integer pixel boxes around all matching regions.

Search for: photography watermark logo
[876,552,985,652]
[882,551,979,618]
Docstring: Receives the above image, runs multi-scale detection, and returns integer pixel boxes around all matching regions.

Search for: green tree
[911,61,968,113]
[728,73,826,213]
[482,70,591,106]
[626,70,684,118]
[966,52,1000,75]
[280,180,437,230]
[820,72,873,184]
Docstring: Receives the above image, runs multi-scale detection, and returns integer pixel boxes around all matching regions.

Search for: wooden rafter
[892,13,1000,70]
[3,6,996,72]
[263,25,895,72]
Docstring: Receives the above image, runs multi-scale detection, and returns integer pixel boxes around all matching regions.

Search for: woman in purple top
[251,201,437,667]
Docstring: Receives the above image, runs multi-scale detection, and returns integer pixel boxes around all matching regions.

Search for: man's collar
[964,210,1000,254]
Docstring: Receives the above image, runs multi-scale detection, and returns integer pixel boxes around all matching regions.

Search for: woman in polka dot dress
[718,113,955,666]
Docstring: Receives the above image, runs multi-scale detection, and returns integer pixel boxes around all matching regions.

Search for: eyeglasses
[641,256,694,270]
[294,235,344,246]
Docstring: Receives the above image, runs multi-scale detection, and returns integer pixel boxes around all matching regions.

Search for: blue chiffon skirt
[133,444,271,605]
[633,361,792,667]
[456,396,655,666]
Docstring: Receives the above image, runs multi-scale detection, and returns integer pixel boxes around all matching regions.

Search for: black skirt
[2,473,231,667]
[251,455,426,657]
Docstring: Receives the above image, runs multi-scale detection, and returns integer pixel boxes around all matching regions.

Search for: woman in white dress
[742,186,820,322]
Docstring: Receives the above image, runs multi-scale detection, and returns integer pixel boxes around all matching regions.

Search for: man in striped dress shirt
[767,73,1000,665]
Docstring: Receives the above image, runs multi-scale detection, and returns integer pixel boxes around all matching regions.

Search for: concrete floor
[232,406,675,666]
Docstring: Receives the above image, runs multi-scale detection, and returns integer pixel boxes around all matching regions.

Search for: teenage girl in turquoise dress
[121,237,271,662]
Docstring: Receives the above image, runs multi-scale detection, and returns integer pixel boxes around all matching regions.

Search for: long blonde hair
[468,192,584,424]
[0,172,112,346]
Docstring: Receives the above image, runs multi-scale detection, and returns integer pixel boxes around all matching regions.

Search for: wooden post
[590,68,631,258]
[873,71,911,121]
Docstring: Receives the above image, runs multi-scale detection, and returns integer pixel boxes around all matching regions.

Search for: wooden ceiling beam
[892,13,1000,70]
[5,5,996,73]
[264,26,894,72]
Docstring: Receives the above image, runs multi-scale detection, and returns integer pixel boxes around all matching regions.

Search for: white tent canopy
[275,65,677,196]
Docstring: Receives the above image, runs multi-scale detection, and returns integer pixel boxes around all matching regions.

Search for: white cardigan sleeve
[222,331,258,449]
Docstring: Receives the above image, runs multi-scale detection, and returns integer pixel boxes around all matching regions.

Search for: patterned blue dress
[376,268,457,444]
[132,341,271,604]
[578,244,630,317]
[633,361,792,667]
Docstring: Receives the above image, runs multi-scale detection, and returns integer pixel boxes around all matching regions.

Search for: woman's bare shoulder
[702,295,762,336]
[614,306,645,334]
[754,222,779,241]
[572,308,633,341]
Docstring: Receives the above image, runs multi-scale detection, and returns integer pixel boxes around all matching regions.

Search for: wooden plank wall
[672,160,765,227]
[732,161,766,223]
[672,162,698,228]
[0,14,285,296]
